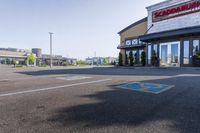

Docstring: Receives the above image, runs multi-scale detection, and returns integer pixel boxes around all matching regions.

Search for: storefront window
[183,41,189,64]
[125,40,131,46]
[132,39,138,45]
[148,45,151,64]
[153,44,158,57]
[133,50,137,63]
[139,50,144,64]
[193,40,200,55]
[138,39,143,44]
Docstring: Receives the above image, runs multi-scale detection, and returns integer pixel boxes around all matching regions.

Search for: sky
[0,0,161,59]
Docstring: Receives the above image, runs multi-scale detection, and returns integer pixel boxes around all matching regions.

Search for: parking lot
[1,66,200,133]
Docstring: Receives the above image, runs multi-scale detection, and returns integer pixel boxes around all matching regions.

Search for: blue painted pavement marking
[118,82,174,94]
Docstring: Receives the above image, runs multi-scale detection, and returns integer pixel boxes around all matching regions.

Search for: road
[0,66,200,133]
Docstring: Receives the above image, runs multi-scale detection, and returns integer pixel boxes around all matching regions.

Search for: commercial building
[118,0,200,67]
[117,18,147,66]
[40,54,77,66]
[85,57,117,65]
[0,48,36,65]
[0,47,77,66]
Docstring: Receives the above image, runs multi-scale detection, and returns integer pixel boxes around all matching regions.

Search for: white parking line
[0,74,85,82]
[0,75,63,82]
[0,79,112,98]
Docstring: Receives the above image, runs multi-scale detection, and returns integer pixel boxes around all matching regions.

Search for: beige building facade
[117,17,148,65]
[118,0,200,67]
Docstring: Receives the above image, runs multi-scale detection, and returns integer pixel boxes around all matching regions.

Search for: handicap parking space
[118,82,174,94]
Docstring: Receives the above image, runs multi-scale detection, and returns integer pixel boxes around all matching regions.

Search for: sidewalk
[115,66,200,70]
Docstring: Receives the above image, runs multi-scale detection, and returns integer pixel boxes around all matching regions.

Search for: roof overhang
[117,44,146,49]
[140,25,200,42]
[118,17,147,35]
[0,55,27,58]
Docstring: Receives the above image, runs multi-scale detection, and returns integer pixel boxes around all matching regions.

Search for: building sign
[152,0,200,22]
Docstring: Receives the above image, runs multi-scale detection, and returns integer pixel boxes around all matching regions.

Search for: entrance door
[160,41,180,67]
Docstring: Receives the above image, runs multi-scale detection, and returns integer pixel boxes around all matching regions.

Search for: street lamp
[49,32,53,68]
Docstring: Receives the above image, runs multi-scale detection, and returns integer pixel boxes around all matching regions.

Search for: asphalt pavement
[0,66,200,133]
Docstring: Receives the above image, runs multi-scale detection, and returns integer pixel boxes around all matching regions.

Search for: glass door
[171,43,179,66]
[160,41,180,67]
[160,45,168,66]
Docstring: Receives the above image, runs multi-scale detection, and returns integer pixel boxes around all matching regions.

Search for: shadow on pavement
[16,67,200,76]
[47,76,200,132]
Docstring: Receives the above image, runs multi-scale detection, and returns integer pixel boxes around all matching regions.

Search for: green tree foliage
[129,51,134,66]
[118,52,123,66]
[77,60,87,65]
[125,53,128,65]
[103,58,109,65]
[6,58,11,65]
[11,59,16,67]
[27,53,35,65]
[141,51,146,66]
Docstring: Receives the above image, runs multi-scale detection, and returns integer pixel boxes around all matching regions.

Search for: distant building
[32,48,42,58]
[85,57,117,65]
[41,54,77,66]
[0,48,36,65]
[0,47,77,66]
[32,48,42,65]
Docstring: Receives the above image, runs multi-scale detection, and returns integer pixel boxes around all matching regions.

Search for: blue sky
[0,0,161,59]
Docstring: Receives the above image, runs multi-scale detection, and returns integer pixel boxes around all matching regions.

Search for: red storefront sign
[152,0,200,22]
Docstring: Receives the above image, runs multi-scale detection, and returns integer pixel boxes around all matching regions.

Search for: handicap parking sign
[118,82,174,94]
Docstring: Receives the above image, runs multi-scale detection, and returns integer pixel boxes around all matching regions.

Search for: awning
[140,25,200,42]
[117,44,146,49]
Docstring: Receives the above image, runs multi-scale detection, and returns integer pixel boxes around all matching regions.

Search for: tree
[12,59,16,67]
[129,51,134,66]
[141,51,146,66]
[118,52,123,66]
[6,58,11,65]
[27,53,35,65]
[103,58,109,65]
[125,53,128,65]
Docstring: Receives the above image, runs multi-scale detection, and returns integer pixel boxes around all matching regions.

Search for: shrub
[77,60,87,65]
[125,53,128,65]
[118,52,123,66]
[141,51,146,66]
[192,55,200,67]
[129,51,134,66]
[15,65,23,68]
[193,55,200,59]
[39,63,48,67]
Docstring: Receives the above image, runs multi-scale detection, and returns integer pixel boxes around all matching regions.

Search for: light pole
[49,32,53,68]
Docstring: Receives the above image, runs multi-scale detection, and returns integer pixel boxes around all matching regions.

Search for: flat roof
[0,55,27,58]
[146,0,173,9]
[118,17,147,34]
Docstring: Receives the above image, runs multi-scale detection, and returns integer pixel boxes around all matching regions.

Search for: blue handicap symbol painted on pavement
[118,82,174,94]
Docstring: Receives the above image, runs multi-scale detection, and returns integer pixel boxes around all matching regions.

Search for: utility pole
[49,32,53,68]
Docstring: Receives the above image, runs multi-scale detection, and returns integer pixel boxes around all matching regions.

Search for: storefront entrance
[159,41,180,67]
